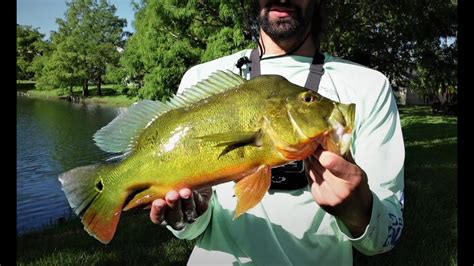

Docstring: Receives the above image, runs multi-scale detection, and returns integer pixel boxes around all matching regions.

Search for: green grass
[354,105,457,265]
[17,211,196,265]
[17,105,457,265]
[18,82,138,107]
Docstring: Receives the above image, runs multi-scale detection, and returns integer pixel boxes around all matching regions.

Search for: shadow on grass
[17,81,36,91]
[66,86,119,97]
[88,86,119,97]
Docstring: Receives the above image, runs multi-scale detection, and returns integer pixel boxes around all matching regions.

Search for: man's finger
[305,155,324,184]
[180,188,197,223]
[165,190,185,230]
[194,188,212,215]
[150,199,166,224]
[314,149,352,179]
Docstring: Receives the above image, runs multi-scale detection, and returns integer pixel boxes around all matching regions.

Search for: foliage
[35,0,126,97]
[323,0,457,104]
[120,0,254,100]
[410,40,457,106]
[16,25,50,80]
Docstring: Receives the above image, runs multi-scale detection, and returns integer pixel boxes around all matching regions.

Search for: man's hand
[304,146,373,237]
[149,187,212,230]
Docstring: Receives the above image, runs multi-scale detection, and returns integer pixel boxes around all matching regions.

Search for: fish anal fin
[234,165,271,219]
[123,186,162,211]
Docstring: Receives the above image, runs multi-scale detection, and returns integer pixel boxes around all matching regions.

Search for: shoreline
[17,86,138,108]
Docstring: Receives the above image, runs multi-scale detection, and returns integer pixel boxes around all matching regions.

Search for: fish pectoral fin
[197,131,263,158]
[123,186,161,211]
[234,165,272,219]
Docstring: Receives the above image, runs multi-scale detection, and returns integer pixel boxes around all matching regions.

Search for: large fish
[58,70,356,244]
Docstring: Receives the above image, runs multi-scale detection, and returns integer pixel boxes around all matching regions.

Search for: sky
[17,0,136,40]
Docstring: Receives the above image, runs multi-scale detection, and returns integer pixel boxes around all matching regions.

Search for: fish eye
[301,92,318,103]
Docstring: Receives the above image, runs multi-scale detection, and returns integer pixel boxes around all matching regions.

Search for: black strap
[246,48,325,190]
[304,52,325,92]
[249,48,325,92]
[249,48,261,79]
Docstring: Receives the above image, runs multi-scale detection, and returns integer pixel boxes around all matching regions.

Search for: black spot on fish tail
[95,178,104,192]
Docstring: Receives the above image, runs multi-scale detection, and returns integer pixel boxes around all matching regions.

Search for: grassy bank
[17,81,138,107]
[17,106,457,265]
[17,211,195,265]
[354,105,457,265]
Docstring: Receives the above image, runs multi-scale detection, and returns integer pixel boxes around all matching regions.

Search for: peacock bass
[58,70,356,244]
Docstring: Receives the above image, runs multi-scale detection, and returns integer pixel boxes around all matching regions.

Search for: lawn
[17,105,457,265]
[354,105,457,265]
[17,81,138,107]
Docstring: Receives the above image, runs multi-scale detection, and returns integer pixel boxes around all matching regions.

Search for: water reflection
[16,96,125,233]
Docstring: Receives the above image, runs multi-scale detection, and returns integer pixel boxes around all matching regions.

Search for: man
[150,0,405,265]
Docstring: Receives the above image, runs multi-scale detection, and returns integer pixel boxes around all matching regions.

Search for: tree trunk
[97,76,102,96]
[83,79,89,97]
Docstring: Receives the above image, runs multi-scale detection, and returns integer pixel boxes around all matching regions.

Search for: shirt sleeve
[335,75,405,255]
[177,66,200,95]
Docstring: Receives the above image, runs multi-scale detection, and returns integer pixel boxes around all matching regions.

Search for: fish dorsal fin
[94,100,171,153]
[94,70,245,154]
[167,70,245,109]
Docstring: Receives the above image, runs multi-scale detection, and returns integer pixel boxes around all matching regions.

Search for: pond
[16,96,124,234]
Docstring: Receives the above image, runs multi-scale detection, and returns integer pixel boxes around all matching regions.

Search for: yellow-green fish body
[59,71,355,244]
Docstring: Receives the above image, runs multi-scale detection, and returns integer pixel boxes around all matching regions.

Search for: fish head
[285,89,356,156]
[258,75,356,159]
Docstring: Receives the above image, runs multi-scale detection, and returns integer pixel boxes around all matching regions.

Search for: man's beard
[258,2,308,42]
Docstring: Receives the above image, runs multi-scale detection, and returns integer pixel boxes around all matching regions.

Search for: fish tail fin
[58,163,124,244]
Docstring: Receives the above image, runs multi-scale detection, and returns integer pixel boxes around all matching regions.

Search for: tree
[120,0,254,100]
[16,25,49,80]
[36,0,126,97]
[322,0,457,104]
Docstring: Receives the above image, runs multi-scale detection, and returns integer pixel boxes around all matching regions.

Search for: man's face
[258,0,316,42]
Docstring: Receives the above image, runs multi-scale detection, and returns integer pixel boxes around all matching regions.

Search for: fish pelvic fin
[58,164,125,244]
[234,165,271,219]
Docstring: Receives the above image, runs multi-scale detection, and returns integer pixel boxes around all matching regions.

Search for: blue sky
[17,0,136,40]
